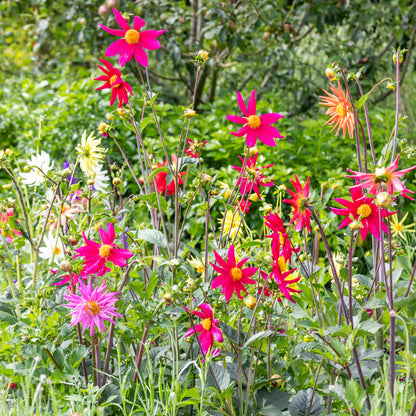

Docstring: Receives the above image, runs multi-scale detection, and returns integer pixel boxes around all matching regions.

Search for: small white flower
[90,164,109,193]
[21,151,53,187]
[39,233,65,263]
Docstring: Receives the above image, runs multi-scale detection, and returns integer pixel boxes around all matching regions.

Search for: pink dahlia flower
[0,208,21,243]
[185,303,223,356]
[210,244,258,302]
[64,280,122,336]
[94,59,133,108]
[330,186,395,241]
[100,8,166,68]
[231,153,274,199]
[75,223,133,276]
[346,154,416,200]
[283,175,312,233]
[226,90,284,147]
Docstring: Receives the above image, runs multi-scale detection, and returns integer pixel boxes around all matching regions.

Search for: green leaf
[355,91,371,109]
[289,388,323,416]
[207,363,231,390]
[355,320,384,337]
[353,274,372,289]
[144,167,169,187]
[243,330,275,348]
[145,274,159,300]
[394,292,416,310]
[140,115,153,131]
[345,379,366,412]
[219,321,244,345]
[257,388,291,414]
[177,156,198,170]
[137,228,167,250]
[140,192,167,211]
[0,311,18,325]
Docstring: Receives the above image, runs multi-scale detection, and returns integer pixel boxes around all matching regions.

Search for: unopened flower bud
[5,148,13,156]
[349,220,363,230]
[248,146,258,156]
[68,236,79,246]
[23,165,31,173]
[270,374,282,389]
[386,82,396,90]
[278,184,286,192]
[61,168,71,177]
[392,53,403,65]
[325,67,338,81]
[98,4,110,18]
[196,50,209,62]
[98,122,110,136]
[184,108,196,118]
[201,173,212,184]
[60,260,71,272]
[249,193,259,202]
[87,179,95,186]
[244,294,257,310]
[224,190,231,199]
[2,183,12,190]
[162,293,173,303]
[113,177,121,186]
[375,191,392,208]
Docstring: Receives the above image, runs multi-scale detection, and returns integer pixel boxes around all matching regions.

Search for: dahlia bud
[325,67,338,82]
[98,4,110,18]
[375,191,392,208]
[87,179,95,186]
[59,260,71,272]
[200,173,212,184]
[196,50,209,62]
[386,82,396,90]
[23,165,31,173]
[112,177,121,186]
[61,168,71,177]
[223,190,231,199]
[392,53,404,65]
[162,293,173,303]
[98,122,110,137]
[270,374,282,389]
[349,220,363,231]
[68,236,79,246]
[248,146,258,156]
[244,294,257,310]
[183,108,196,118]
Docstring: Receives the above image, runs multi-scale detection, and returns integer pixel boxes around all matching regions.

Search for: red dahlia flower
[94,59,133,108]
[185,303,223,356]
[283,175,312,233]
[227,90,284,148]
[330,186,395,241]
[210,244,258,302]
[100,8,166,68]
[231,153,274,199]
[346,154,416,200]
[155,155,186,195]
[75,223,133,276]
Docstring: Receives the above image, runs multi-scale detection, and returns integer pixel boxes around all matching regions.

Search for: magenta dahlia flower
[64,280,122,336]
[210,244,258,302]
[100,8,166,68]
[75,223,133,276]
[94,59,133,108]
[283,175,312,233]
[226,90,284,147]
[185,303,223,356]
[345,154,416,200]
[231,153,274,199]
[330,186,395,241]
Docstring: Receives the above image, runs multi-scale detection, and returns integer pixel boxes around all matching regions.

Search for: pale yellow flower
[76,131,105,176]
[390,213,415,239]
[188,257,206,280]
[220,209,243,240]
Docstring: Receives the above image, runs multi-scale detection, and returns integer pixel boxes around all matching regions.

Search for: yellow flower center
[231,267,242,281]
[357,204,372,218]
[336,103,347,118]
[394,223,403,232]
[55,246,61,255]
[247,115,261,129]
[99,244,112,258]
[197,264,205,274]
[85,301,101,315]
[110,75,120,88]
[125,29,140,44]
[278,256,286,272]
[201,317,212,330]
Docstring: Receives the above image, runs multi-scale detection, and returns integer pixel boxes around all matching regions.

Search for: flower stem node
[389,309,397,317]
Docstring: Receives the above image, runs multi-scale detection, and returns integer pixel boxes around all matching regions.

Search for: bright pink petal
[226,115,248,124]
[99,24,126,37]
[247,90,256,115]
[237,91,249,116]
[113,8,131,31]
[246,129,257,147]
[133,16,146,31]
[119,45,134,67]
[260,113,284,124]
[105,39,128,57]
[132,44,148,67]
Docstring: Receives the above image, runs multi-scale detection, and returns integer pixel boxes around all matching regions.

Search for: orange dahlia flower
[320,82,354,139]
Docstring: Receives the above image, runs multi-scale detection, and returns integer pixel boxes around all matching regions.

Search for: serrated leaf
[353,274,372,289]
[145,274,158,300]
[137,228,167,250]
[345,379,366,412]
[355,319,384,336]
[207,363,231,390]
[244,330,275,347]
[394,292,416,310]
[177,156,198,170]
[140,192,167,211]
[144,167,170,187]
[289,388,323,416]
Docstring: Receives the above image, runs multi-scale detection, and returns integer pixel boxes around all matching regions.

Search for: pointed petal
[99,24,126,37]
[105,39,128,57]
[237,91,249,116]
[113,8,131,31]
[247,90,256,115]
